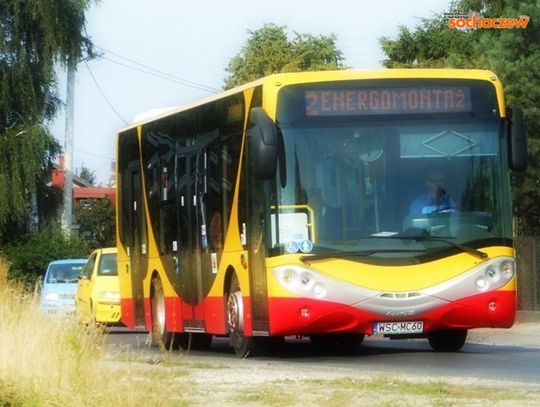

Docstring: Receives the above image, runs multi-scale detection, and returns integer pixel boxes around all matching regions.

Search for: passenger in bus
[308,188,341,240]
[208,210,223,251]
[409,170,457,215]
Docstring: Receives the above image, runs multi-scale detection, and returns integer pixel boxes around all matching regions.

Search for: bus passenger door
[127,161,147,328]
[176,145,205,332]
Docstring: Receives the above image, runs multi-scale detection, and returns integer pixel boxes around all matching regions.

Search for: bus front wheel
[151,276,182,350]
[427,329,468,352]
[228,275,262,357]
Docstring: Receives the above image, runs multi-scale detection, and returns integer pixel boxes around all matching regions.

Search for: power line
[84,60,129,125]
[75,149,114,160]
[101,56,220,94]
[94,44,221,94]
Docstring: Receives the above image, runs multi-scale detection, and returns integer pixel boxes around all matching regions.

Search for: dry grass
[0,257,103,405]
[2,257,539,406]
[0,258,193,406]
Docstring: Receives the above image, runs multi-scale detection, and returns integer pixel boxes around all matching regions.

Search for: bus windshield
[267,116,512,262]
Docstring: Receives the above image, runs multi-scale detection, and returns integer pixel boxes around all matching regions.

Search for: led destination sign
[304,86,471,116]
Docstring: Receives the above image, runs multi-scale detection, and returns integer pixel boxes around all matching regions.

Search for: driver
[409,170,457,215]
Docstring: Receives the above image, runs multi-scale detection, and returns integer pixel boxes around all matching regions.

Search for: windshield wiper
[300,249,425,262]
[397,235,488,260]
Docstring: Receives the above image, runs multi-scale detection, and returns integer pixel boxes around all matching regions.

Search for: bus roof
[118,69,501,133]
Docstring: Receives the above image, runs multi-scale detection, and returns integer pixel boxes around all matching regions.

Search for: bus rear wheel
[151,276,181,350]
[427,329,468,352]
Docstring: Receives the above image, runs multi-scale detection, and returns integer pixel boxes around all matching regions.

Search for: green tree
[379,0,540,235]
[224,23,346,89]
[74,198,115,249]
[78,165,96,186]
[3,229,89,288]
[0,0,93,241]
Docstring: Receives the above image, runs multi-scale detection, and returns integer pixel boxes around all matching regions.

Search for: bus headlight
[476,277,488,291]
[281,268,297,284]
[486,266,499,283]
[500,261,515,279]
[474,258,515,292]
[274,265,327,299]
[312,283,327,298]
[299,272,315,290]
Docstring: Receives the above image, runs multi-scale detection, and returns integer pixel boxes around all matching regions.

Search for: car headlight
[45,292,59,301]
[98,291,120,305]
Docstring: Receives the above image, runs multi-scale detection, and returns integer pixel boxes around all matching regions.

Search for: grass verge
[1,256,539,406]
[0,258,194,406]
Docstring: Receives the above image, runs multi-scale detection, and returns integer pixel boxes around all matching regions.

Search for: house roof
[73,187,115,201]
[52,163,93,188]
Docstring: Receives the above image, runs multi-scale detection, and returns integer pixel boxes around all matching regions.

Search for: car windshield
[46,263,84,283]
[98,253,117,276]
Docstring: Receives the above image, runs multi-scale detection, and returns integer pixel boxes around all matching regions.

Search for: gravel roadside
[103,313,540,406]
[467,312,540,348]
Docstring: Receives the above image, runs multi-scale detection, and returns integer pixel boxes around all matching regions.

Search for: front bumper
[267,289,516,336]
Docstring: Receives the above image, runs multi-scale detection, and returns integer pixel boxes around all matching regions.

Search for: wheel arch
[224,265,237,296]
[146,269,161,330]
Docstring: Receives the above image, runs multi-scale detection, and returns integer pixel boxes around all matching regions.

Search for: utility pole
[61,58,75,235]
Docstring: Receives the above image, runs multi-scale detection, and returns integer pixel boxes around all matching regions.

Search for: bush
[2,229,89,288]
[74,198,115,249]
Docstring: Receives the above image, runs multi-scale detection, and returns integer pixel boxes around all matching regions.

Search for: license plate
[373,321,424,334]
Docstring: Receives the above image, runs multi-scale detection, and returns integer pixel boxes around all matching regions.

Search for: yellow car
[76,247,122,325]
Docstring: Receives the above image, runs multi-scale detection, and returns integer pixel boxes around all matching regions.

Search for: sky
[49,0,452,186]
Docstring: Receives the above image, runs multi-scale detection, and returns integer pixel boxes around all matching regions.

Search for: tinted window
[98,253,118,276]
[81,254,96,279]
[141,93,244,256]
[117,128,140,248]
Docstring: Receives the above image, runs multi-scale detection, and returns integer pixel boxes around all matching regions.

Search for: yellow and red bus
[116,69,527,356]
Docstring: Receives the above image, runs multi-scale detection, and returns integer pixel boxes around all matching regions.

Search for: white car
[40,259,87,318]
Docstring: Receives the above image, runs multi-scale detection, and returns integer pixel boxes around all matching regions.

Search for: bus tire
[151,276,179,350]
[428,329,468,352]
[227,274,260,357]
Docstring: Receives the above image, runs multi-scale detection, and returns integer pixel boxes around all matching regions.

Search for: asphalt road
[104,328,540,385]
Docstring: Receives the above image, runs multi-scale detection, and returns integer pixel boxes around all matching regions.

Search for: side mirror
[507,106,527,172]
[248,108,278,180]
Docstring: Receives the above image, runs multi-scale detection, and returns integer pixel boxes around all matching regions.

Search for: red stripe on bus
[193,303,205,321]
[144,298,152,331]
[139,295,231,335]
[203,296,226,335]
[165,297,184,332]
[243,296,253,336]
[120,298,136,328]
